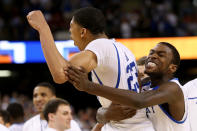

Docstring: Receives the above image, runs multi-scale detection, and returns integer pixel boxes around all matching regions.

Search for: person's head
[33,82,56,113]
[69,7,106,50]
[145,42,180,77]
[43,98,72,130]
[0,110,10,126]
[6,103,24,124]
[137,56,149,80]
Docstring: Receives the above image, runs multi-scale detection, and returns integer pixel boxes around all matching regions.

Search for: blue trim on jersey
[113,43,121,89]
[152,86,159,90]
[159,105,187,124]
[142,81,151,87]
[152,78,187,124]
[92,70,103,85]
[170,78,178,81]
[92,43,121,89]
[188,97,197,100]
[152,78,179,90]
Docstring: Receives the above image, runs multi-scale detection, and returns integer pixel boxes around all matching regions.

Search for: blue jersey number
[126,61,139,92]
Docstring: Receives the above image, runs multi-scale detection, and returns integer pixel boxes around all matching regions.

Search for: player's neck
[48,122,64,131]
[150,75,173,87]
[40,113,45,120]
[83,33,108,48]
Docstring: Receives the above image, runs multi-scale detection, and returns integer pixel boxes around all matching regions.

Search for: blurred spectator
[0,110,10,127]
[7,103,25,131]
[0,0,197,40]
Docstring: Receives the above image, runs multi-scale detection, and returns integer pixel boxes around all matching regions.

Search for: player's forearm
[39,26,69,83]
[86,82,143,109]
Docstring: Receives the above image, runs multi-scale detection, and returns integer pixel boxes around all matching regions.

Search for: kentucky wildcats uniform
[85,38,154,131]
[142,78,190,131]
[184,78,197,131]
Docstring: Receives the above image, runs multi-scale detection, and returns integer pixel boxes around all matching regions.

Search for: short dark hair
[73,7,106,35]
[43,98,70,121]
[158,42,180,67]
[7,103,24,120]
[0,110,10,124]
[35,82,56,95]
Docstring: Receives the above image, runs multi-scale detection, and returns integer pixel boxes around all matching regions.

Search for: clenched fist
[27,10,48,32]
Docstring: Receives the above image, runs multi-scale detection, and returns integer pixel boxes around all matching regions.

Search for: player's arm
[91,123,103,131]
[27,10,97,84]
[67,65,183,109]
[96,103,136,123]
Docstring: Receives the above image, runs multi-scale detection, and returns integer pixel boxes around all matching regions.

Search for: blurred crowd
[0,0,197,40]
[0,92,97,131]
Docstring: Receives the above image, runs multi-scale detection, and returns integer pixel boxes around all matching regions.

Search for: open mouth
[146,62,157,68]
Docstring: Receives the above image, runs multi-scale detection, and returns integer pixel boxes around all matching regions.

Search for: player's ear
[169,64,177,74]
[48,113,55,121]
[80,28,87,38]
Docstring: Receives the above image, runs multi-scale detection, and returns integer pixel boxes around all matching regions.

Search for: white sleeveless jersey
[85,38,154,131]
[183,78,197,131]
[142,78,190,131]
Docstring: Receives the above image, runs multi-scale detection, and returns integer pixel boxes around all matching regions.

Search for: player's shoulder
[0,124,9,131]
[68,120,81,131]
[23,114,39,128]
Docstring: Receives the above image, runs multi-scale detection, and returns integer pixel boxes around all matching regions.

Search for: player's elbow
[52,72,67,84]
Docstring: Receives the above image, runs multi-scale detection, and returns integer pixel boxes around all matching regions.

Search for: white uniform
[183,78,197,131]
[85,38,154,131]
[0,124,9,131]
[23,114,81,131]
[9,123,24,131]
[143,78,190,131]
[44,127,57,131]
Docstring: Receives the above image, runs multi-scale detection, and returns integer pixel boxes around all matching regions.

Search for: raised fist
[27,10,48,32]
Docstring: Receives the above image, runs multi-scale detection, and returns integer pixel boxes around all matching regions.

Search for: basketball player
[66,42,190,131]
[183,78,197,131]
[23,82,81,131]
[27,7,154,131]
[43,98,72,131]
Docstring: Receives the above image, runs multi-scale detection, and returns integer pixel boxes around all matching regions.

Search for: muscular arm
[67,66,184,110]
[86,81,182,109]
[27,10,97,84]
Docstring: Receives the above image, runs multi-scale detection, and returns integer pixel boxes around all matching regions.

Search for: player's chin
[145,68,157,75]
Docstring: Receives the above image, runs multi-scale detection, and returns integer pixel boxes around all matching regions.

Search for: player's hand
[64,65,90,91]
[97,103,136,123]
[27,10,48,32]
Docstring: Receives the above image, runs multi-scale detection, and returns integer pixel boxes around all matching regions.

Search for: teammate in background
[66,42,190,131]
[27,7,154,131]
[23,82,81,131]
[7,102,25,131]
[0,110,10,128]
[43,98,72,131]
[183,78,197,131]
[137,56,149,81]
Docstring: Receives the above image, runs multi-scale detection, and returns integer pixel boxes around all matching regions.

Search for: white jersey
[9,123,24,131]
[44,127,56,131]
[183,78,197,131]
[85,38,154,131]
[143,78,190,131]
[23,114,81,131]
[0,124,9,131]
